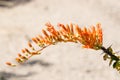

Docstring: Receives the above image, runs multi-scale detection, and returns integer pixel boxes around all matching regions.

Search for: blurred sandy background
[0,0,120,80]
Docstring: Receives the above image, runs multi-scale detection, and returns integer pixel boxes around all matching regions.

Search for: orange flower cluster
[75,23,103,49]
[6,22,103,66]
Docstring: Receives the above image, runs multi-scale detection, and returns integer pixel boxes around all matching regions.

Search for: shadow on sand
[22,60,53,67]
[0,60,53,80]
[0,0,32,8]
[0,71,36,80]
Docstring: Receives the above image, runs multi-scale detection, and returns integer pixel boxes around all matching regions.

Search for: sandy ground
[0,0,120,80]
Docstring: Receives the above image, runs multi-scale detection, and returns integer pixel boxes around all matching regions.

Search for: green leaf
[113,61,117,68]
[108,46,113,53]
[115,60,120,68]
[109,59,113,66]
[103,54,108,60]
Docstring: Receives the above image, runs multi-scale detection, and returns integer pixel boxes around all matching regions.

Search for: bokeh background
[0,0,120,80]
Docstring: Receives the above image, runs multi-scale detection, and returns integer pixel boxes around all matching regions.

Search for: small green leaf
[115,60,120,68]
[109,59,113,66]
[113,60,120,71]
[103,54,108,60]
[108,46,113,53]
[113,61,117,68]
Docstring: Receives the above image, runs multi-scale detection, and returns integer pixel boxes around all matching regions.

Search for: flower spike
[6,22,120,73]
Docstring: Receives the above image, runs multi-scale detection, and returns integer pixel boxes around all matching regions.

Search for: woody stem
[100,46,119,61]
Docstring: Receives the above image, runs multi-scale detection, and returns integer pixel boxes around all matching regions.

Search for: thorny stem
[100,46,119,61]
